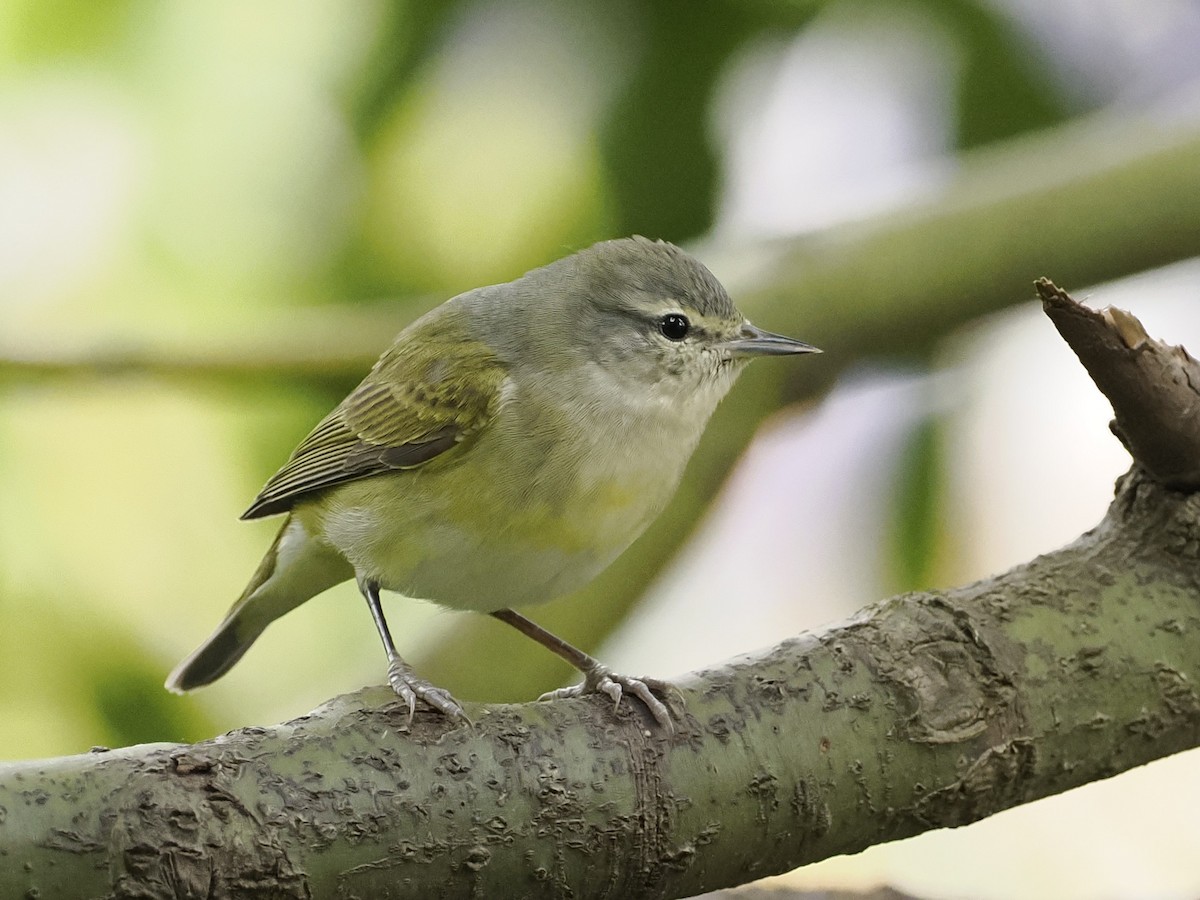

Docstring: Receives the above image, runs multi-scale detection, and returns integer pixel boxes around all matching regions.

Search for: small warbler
[167,237,818,729]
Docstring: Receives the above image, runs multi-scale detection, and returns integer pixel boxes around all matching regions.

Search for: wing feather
[241,322,507,519]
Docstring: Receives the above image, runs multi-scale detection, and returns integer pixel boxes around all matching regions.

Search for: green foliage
[90,653,216,748]
[887,409,946,593]
[936,0,1076,148]
[0,0,137,63]
[599,0,763,241]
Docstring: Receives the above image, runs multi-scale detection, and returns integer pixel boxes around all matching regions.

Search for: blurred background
[2,1,1200,897]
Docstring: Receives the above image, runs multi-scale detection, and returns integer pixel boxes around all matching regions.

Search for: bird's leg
[490,608,677,733]
[360,579,467,724]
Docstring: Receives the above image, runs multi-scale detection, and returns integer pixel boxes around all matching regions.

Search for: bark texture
[1,287,1198,898]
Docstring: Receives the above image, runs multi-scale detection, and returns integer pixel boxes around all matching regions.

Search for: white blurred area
[599,3,1200,898]
[713,4,960,238]
[987,0,1200,108]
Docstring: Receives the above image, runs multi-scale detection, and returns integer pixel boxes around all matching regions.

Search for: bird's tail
[165,515,353,693]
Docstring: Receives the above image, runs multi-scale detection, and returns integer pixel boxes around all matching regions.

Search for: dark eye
[659,313,690,341]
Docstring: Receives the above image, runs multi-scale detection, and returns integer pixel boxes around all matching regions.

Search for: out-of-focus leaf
[91,650,217,747]
[350,1,467,137]
[886,408,945,593]
[933,0,1075,148]
[599,0,778,241]
[1,0,136,62]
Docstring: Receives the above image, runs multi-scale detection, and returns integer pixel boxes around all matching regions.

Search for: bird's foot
[387,660,469,725]
[540,665,678,734]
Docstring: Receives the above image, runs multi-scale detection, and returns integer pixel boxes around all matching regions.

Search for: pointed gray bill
[722,322,821,357]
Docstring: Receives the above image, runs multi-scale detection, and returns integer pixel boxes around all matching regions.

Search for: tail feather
[166,515,353,693]
[165,615,264,692]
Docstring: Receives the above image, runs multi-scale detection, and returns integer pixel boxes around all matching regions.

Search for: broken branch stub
[1038,277,1200,490]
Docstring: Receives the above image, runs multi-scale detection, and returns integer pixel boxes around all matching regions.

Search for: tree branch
[2,285,1199,898]
[1039,277,1200,489]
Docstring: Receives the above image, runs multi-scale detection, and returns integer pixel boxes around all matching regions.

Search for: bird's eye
[659,313,690,341]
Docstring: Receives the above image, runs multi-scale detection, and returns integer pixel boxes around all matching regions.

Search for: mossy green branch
[1,468,1198,898]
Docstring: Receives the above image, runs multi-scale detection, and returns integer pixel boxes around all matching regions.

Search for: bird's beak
[721,322,821,358]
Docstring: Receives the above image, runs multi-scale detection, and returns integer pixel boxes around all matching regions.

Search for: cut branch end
[1037,277,1200,491]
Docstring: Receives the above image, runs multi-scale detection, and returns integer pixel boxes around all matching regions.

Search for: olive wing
[241,332,507,519]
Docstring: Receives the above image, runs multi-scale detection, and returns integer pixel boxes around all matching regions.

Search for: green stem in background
[4,113,1199,391]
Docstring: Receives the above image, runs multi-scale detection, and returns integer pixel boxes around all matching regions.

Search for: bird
[166,236,818,730]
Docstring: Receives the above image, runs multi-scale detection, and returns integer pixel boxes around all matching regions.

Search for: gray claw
[598,677,623,708]
[539,666,677,734]
[420,686,469,723]
[387,664,417,723]
[387,661,468,724]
